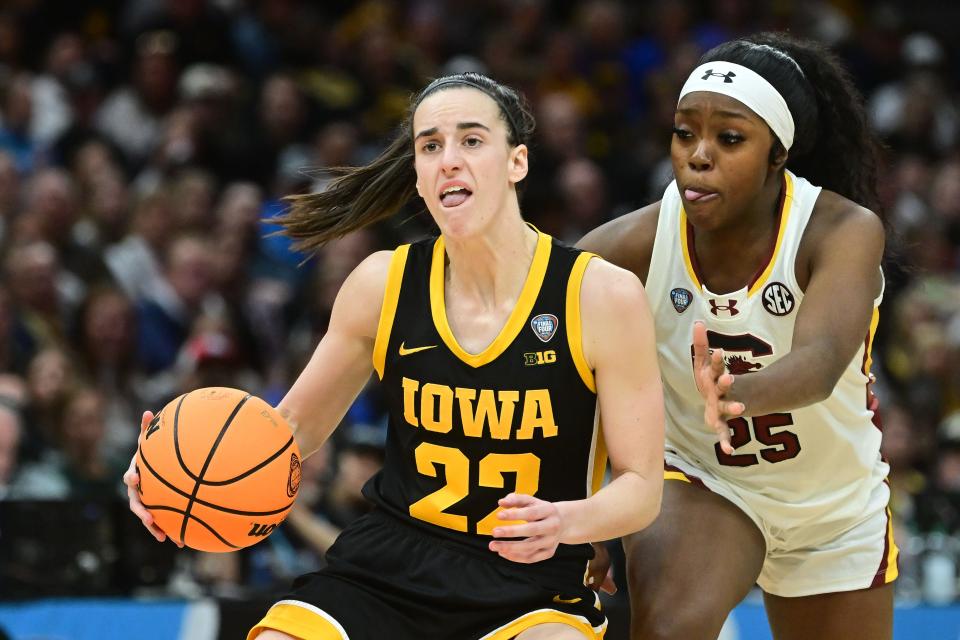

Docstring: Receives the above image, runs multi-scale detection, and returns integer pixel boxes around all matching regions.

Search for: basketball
[134,387,301,552]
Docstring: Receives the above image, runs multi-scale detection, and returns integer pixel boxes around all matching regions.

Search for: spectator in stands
[95,30,179,168]
[105,189,174,302]
[74,285,142,459]
[0,396,23,499]
[0,151,20,247]
[135,234,216,374]
[0,72,43,173]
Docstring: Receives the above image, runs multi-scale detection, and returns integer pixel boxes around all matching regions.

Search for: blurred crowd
[0,0,958,605]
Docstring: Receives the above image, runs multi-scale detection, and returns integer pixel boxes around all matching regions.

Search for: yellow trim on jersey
[590,423,607,496]
[566,252,598,393]
[372,245,411,380]
[430,230,552,368]
[747,171,795,296]
[248,602,348,640]
[678,216,701,290]
[664,470,692,483]
[480,609,606,640]
[679,172,795,296]
[883,507,900,583]
[863,306,880,376]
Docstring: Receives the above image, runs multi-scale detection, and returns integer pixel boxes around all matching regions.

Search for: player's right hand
[586,542,617,594]
[692,321,744,455]
[123,410,181,545]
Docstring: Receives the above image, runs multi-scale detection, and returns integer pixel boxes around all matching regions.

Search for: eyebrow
[414,122,491,140]
[676,107,752,121]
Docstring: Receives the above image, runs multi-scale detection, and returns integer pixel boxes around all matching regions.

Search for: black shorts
[249,509,607,639]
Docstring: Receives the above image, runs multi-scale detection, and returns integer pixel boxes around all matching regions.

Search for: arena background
[0,0,958,638]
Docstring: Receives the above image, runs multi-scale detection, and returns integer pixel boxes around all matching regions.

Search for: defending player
[579,33,895,639]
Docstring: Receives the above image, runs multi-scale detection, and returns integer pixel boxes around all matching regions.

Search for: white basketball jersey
[646,170,888,530]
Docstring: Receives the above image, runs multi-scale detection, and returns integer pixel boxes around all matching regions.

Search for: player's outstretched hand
[489,493,565,564]
[692,321,744,455]
[586,542,617,594]
[122,410,181,546]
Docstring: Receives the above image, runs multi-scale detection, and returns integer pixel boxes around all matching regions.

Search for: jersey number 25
[697,331,802,467]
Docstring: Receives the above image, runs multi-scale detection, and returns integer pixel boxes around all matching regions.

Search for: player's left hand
[488,493,565,564]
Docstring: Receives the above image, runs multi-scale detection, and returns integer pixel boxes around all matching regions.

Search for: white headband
[678,61,795,150]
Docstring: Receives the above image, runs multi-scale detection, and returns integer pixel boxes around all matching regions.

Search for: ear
[769,141,788,172]
[507,144,529,185]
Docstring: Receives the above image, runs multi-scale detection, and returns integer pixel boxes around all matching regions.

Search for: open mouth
[439,185,473,208]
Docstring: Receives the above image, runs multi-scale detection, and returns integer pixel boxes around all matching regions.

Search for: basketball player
[125,72,665,639]
[578,33,895,640]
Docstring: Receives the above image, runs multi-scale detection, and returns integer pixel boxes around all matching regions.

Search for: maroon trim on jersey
[664,462,710,491]
[684,175,787,291]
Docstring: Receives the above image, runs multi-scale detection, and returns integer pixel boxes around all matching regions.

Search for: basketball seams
[139,446,295,516]
[172,394,199,480]
[179,392,252,545]
[139,504,241,549]
[200,435,294,485]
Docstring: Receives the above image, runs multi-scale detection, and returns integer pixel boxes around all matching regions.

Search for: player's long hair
[276,73,536,254]
[699,32,883,215]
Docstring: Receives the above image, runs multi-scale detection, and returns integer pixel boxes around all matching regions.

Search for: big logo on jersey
[762,282,795,316]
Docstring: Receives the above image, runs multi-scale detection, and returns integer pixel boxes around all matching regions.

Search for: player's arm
[557,259,664,542]
[277,250,393,459]
[489,260,664,561]
[715,203,885,419]
[575,202,660,284]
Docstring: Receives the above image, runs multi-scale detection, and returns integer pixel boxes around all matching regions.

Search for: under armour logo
[709,299,740,316]
[701,69,736,83]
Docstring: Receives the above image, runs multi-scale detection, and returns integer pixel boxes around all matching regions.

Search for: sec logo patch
[762,282,795,316]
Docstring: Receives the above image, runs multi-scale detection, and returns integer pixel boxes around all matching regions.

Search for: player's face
[671,91,779,231]
[412,88,528,239]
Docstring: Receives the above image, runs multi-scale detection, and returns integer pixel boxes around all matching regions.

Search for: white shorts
[664,450,899,598]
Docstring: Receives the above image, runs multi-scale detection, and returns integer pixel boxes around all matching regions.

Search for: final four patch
[670,288,693,313]
[531,313,559,342]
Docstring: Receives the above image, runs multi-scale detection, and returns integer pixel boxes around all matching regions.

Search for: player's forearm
[555,470,661,544]
[276,401,342,460]
[726,343,842,415]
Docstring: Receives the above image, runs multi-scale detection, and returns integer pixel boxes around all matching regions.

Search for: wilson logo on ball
[287,453,301,498]
[248,523,278,537]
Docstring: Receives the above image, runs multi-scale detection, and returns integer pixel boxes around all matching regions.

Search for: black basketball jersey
[363,229,605,565]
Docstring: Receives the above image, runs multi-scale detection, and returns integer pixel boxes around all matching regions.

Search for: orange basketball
[134,387,301,552]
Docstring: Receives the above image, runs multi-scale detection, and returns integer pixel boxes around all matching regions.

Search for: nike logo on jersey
[552,595,582,604]
[399,342,437,356]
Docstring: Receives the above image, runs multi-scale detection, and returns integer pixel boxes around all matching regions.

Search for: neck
[442,212,538,309]
[705,170,784,247]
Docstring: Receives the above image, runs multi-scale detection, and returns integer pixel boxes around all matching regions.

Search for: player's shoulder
[579,254,648,315]
[333,249,402,336]
[576,201,661,284]
[807,189,885,249]
[350,249,398,287]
